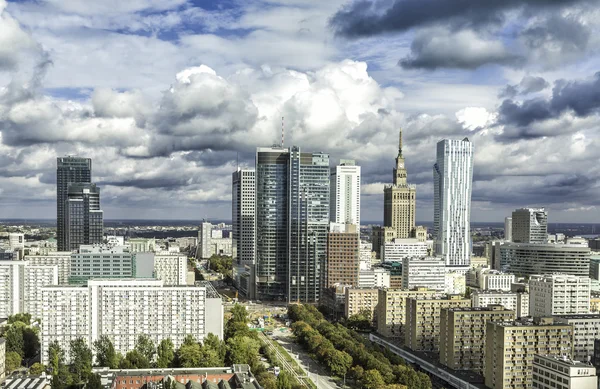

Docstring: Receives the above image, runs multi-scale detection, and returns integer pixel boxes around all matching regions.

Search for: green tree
[48,340,65,376]
[361,370,386,389]
[226,336,260,366]
[198,346,221,367]
[86,373,103,389]
[8,313,31,325]
[5,351,22,372]
[134,334,156,364]
[156,338,175,368]
[257,372,277,389]
[69,337,93,386]
[5,324,24,357]
[177,336,202,368]
[326,349,352,377]
[93,335,118,368]
[23,327,40,359]
[121,349,150,369]
[276,371,293,389]
[230,304,249,323]
[29,362,46,375]
[203,333,226,364]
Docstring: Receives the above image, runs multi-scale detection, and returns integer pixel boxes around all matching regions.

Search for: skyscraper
[197,221,213,259]
[384,129,416,239]
[511,207,547,243]
[232,168,256,298]
[65,183,103,251]
[255,146,329,303]
[504,217,512,242]
[330,160,360,226]
[57,157,91,251]
[433,138,474,267]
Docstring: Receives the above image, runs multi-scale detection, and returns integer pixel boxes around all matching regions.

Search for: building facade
[439,306,515,374]
[232,168,255,298]
[358,268,390,288]
[197,222,213,259]
[402,256,446,291]
[70,245,133,284]
[153,253,188,285]
[382,239,429,262]
[325,224,360,288]
[57,157,92,251]
[433,138,474,267]
[41,279,222,364]
[500,242,590,276]
[330,160,360,226]
[472,290,529,318]
[512,208,548,244]
[504,217,512,242]
[24,252,72,284]
[255,146,329,303]
[554,315,600,362]
[533,355,597,389]
[405,295,471,352]
[484,318,573,389]
[383,130,416,240]
[65,183,103,251]
[529,274,591,317]
[344,288,378,320]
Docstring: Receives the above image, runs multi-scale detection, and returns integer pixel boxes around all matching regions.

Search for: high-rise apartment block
[41,279,222,364]
[197,222,213,259]
[529,274,591,316]
[232,168,256,298]
[554,315,600,362]
[383,130,416,240]
[439,305,515,373]
[376,288,443,339]
[325,223,360,288]
[433,138,474,267]
[330,160,360,226]
[401,256,446,291]
[255,146,329,303]
[504,217,512,242]
[0,261,58,319]
[405,295,471,352]
[344,288,378,320]
[533,355,597,389]
[57,157,92,251]
[23,252,72,284]
[484,318,573,389]
[500,242,590,276]
[512,208,547,243]
[65,183,103,251]
[153,253,188,285]
[472,290,529,318]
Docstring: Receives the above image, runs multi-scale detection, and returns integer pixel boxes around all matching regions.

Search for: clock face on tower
[399,162,404,168]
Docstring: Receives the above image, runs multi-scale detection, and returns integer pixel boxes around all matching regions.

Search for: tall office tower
[384,130,416,239]
[232,169,256,298]
[255,146,329,303]
[433,138,474,267]
[197,221,213,259]
[504,217,512,242]
[325,223,360,288]
[512,207,547,243]
[65,183,103,251]
[330,160,361,226]
[484,317,573,389]
[57,157,92,251]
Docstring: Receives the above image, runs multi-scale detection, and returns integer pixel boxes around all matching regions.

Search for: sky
[0,0,599,223]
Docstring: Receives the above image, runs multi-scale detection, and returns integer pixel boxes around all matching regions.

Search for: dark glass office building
[65,183,103,251]
[255,146,329,303]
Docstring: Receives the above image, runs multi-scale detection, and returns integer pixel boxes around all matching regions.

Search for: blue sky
[0,0,599,222]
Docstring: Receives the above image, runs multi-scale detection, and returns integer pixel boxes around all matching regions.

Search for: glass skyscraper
[255,146,329,303]
[65,183,103,251]
[433,138,474,267]
[57,157,92,251]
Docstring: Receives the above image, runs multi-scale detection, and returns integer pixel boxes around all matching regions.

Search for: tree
[198,346,221,367]
[361,370,386,389]
[156,338,175,368]
[276,371,293,389]
[69,337,93,386]
[135,334,156,364]
[48,340,65,376]
[5,351,22,372]
[29,363,46,375]
[325,349,352,377]
[5,324,24,357]
[23,327,40,359]
[203,333,226,364]
[93,335,118,368]
[86,373,103,389]
[177,339,202,368]
[8,313,31,325]
[230,304,249,324]
[226,336,260,366]
[121,350,150,369]
[256,372,277,389]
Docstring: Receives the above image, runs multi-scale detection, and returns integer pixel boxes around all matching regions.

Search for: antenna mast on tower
[281,116,284,147]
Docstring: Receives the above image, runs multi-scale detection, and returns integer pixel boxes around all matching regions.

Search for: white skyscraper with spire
[433,138,474,267]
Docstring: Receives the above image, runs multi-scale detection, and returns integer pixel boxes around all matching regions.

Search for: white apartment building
[445,272,466,295]
[41,279,222,364]
[554,315,600,362]
[533,355,597,389]
[382,239,429,262]
[472,290,529,318]
[24,252,72,284]
[8,233,24,260]
[433,139,474,267]
[465,267,515,291]
[0,261,59,319]
[504,217,512,242]
[330,160,361,226]
[358,268,390,288]
[529,274,591,317]
[128,238,156,253]
[153,253,187,285]
[232,168,255,269]
[402,257,445,291]
[197,222,213,259]
[211,237,233,257]
[359,242,372,270]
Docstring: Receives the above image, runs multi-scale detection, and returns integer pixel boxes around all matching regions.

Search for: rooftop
[552,314,600,320]
[535,354,595,368]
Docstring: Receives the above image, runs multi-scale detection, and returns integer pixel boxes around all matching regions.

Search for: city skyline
[1,1,600,223]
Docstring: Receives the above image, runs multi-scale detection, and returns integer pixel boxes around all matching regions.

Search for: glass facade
[66,183,103,251]
[57,157,92,251]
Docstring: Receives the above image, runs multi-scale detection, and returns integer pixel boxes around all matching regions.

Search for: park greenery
[208,254,233,280]
[288,304,432,389]
[0,313,40,373]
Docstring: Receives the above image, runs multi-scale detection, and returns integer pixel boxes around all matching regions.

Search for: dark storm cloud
[521,14,590,55]
[330,0,587,38]
[499,76,549,98]
[98,176,194,190]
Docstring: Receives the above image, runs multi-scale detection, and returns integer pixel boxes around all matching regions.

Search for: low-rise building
[405,295,471,352]
[484,317,573,389]
[70,245,133,283]
[439,306,515,374]
[345,288,378,321]
[472,290,529,318]
[2,374,51,389]
[500,242,590,277]
[529,274,591,317]
[376,288,441,340]
[533,355,596,389]
[358,268,390,288]
[402,256,445,291]
[382,239,429,262]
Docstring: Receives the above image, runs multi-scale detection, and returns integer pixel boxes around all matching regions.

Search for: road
[270,332,340,389]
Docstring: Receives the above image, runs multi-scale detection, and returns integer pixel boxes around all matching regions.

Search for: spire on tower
[398,128,403,156]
